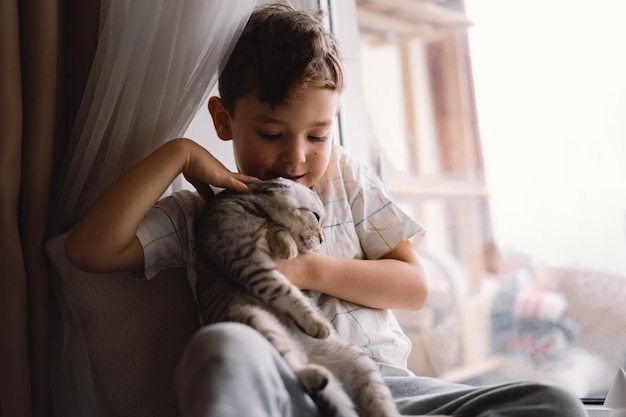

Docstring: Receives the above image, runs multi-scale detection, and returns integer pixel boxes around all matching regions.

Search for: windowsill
[584,404,611,417]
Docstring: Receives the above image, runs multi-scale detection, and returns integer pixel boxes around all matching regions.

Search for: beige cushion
[45,233,200,417]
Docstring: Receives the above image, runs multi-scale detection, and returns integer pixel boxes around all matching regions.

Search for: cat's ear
[208,96,233,141]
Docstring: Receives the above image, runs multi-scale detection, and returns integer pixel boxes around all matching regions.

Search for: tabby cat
[194,177,404,417]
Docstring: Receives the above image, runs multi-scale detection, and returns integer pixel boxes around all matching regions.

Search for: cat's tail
[309,377,359,417]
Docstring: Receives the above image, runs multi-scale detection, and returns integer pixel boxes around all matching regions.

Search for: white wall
[329,0,379,168]
[183,86,236,171]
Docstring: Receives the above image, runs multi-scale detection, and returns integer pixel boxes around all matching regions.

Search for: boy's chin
[268,174,313,187]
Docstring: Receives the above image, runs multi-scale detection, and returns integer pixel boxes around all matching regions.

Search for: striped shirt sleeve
[136,190,205,279]
[341,152,425,260]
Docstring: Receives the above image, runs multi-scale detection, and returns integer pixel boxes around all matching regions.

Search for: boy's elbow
[64,230,144,274]
[64,228,110,273]
[406,274,430,311]
[64,231,96,272]
[404,259,430,310]
[409,285,430,311]
[418,283,431,310]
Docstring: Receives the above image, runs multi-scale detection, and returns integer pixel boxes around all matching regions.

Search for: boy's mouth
[287,174,306,183]
[274,173,306,183]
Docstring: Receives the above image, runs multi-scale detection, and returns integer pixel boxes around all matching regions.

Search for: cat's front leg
[267,227,299,259]
[228,302,331,393]
[274,284,332,339]
[243,247,332,339]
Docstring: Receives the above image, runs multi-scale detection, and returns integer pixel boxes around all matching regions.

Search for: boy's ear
[208,96,233,141]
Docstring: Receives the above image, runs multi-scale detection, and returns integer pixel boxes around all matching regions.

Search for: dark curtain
[0,1,99,416]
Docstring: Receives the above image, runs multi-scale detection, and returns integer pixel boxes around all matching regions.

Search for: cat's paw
[295,313,333,339]
[295,364,332,394]
[268,230,298,259]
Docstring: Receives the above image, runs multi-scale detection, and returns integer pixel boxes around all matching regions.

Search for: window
[335,0,626,401]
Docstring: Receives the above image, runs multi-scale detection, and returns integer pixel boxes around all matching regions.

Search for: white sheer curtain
[47,1,255,416]
[46,2,324,415]
[50,0,256,235]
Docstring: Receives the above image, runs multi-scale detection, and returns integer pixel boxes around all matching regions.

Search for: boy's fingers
[227,174,259,193]
[191,180,215,202]
[233,173,259,184]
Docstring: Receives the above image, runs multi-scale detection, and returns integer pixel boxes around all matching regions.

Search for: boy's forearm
[65,139,191,273]
[312,256,428,311]
[282,242,429,311]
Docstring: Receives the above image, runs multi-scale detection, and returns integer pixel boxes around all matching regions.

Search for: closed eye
[299,208,321,222]
[257,131,281,140]
[308,135,328,143]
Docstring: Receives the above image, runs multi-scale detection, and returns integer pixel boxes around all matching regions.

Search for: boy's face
[210,87,339,188]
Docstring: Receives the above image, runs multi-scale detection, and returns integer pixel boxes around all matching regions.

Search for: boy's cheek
[235,157,270,180]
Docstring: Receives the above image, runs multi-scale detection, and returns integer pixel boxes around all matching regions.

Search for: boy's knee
[188,322,259,349]
[513,382,587,417]
[538,383,587,416]
[178,322,270,369]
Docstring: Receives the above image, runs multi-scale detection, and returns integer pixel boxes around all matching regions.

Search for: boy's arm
[65,138,257,274]
[275,240,429,311]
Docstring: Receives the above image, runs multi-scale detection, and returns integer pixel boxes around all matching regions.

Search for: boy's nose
[281,140,307,165]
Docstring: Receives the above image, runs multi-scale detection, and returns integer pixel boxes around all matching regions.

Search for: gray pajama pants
[175,323,587,417]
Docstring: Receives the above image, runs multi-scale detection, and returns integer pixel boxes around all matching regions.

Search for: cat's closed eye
[298,207,322,222]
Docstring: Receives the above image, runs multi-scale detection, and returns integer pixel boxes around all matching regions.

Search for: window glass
[350,0,626,400]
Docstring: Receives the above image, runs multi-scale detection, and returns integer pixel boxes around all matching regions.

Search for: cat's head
[248,178,325,252]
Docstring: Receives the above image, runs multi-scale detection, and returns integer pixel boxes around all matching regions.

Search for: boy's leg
[386,376,587,417]
[175,322,319,417]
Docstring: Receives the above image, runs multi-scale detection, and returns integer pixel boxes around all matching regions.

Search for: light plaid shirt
[137,145,425,376]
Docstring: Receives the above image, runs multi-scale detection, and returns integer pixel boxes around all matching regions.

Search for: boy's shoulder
[328,145,384,188]
[158,189,204,207]
[329,144,363,173]
[153,189,206,221]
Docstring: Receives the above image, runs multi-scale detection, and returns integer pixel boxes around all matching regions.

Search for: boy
[65,4,586,417]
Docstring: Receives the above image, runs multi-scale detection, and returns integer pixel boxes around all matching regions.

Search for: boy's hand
[180,139,258,201]
[274,252,318,290]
